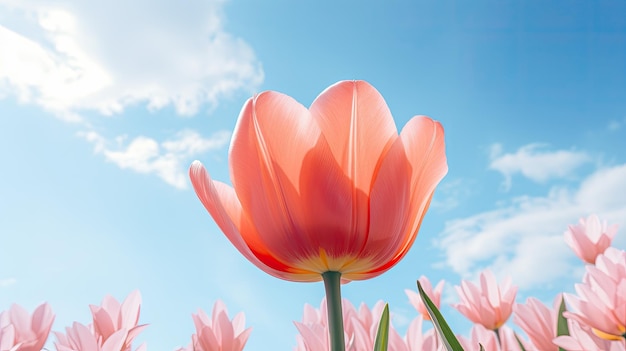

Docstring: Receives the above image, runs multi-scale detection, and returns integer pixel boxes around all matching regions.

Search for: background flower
[293,298,407,351]
[514,295,563,351]
[177,300,251,351]
[564,214,618,264]
[453,270,518,330]
[0,303,54,351]
[405,276,444,321]
[565,247,626,341]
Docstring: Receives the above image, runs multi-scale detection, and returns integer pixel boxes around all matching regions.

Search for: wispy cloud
[80,129,231,189]
[436,163,626,290]
[607,117,626,131]
[489,143,591,191]
[0,277,16,287]
[431,178,473,211]
[0,0,263,121]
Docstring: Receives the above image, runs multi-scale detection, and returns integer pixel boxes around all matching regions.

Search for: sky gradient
[1,0,625,350]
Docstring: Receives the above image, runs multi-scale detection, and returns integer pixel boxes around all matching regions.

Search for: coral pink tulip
[453,270,518,330]
[178,300,251,351]
[0,302,54,351]
[89,290,148,351]
[405,276,444,321]
[565,248,626,341]
[564,214,618,264]
[190,80,448,282]
[514,295,563,351]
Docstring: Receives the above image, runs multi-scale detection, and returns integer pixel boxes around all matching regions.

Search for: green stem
[494,327,501,346]
[322,271,345,351]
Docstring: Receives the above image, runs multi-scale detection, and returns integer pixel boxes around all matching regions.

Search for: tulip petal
[228,93,315,257]
[31,302,53,333]
[189,161,315,281]
[295,142,369,271]
[0,324,15,350]
[120,290,141,329]
[356,136,410,271]
[92,308,116,341]
[73,323,99,350]
[310,80,398,193]
[352,116,447,279]
[400,116,447,240]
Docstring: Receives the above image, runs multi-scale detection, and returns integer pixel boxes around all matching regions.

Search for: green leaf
[556,295,570,351]
[417,280,464,351]
[479,344,485,351]
[514,332,527,351]
[373,304,390,351]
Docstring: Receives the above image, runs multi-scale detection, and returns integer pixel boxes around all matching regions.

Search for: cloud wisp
[436,162,626,291]
[489,143,591,191]
[0,0,263,121]
[0,278,17,287]
[80,129,231,189]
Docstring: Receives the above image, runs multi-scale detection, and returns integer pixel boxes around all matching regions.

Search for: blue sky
[1,0,625,350]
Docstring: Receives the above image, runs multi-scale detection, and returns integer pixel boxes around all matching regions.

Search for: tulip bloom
[0,303,54,351]
[294,299,406,351]
[565,248,626,341]
[55,291,147,351]
[178,301,251,351]
[453,270,518,330]
[54,322,147,351]
[553,319,625,351]
[404,316,442,351]
[189,80,447,282]
[89,290,148,351]
[405,276,445,321]
[458,324,521,351]
[514,296,562,351]
[564,214,618,264]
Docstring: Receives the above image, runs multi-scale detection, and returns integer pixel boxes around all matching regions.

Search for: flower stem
[494,327,501,345]
[322,271,345,351]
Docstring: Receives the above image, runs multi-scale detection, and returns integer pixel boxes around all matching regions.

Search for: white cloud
[431,178,472,211]
[436,163,626,290]
[608,120,621,131]
[0,0,263,121]
[607,118,626,131]
[80,129,231,189]
[489,143,591,190]
[0,278,16,287]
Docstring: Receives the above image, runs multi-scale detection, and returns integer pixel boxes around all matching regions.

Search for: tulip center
[592,327,626,341]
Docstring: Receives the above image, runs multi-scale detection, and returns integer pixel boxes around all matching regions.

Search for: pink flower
[189,80,447,282]
[293,300,348,351]
[405,276,444,321]
[453,270,518,330]
[294,299,407,351]
[564,214,618,264]
[458,324,522,351]
[89,290,148,351]
[553,319,625,351]
[514,295,563,351]
[404,316,443,351]
[0,302,54,351]
[178,300,251,351]
[565,247,626,341]
[54,322,147,351]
